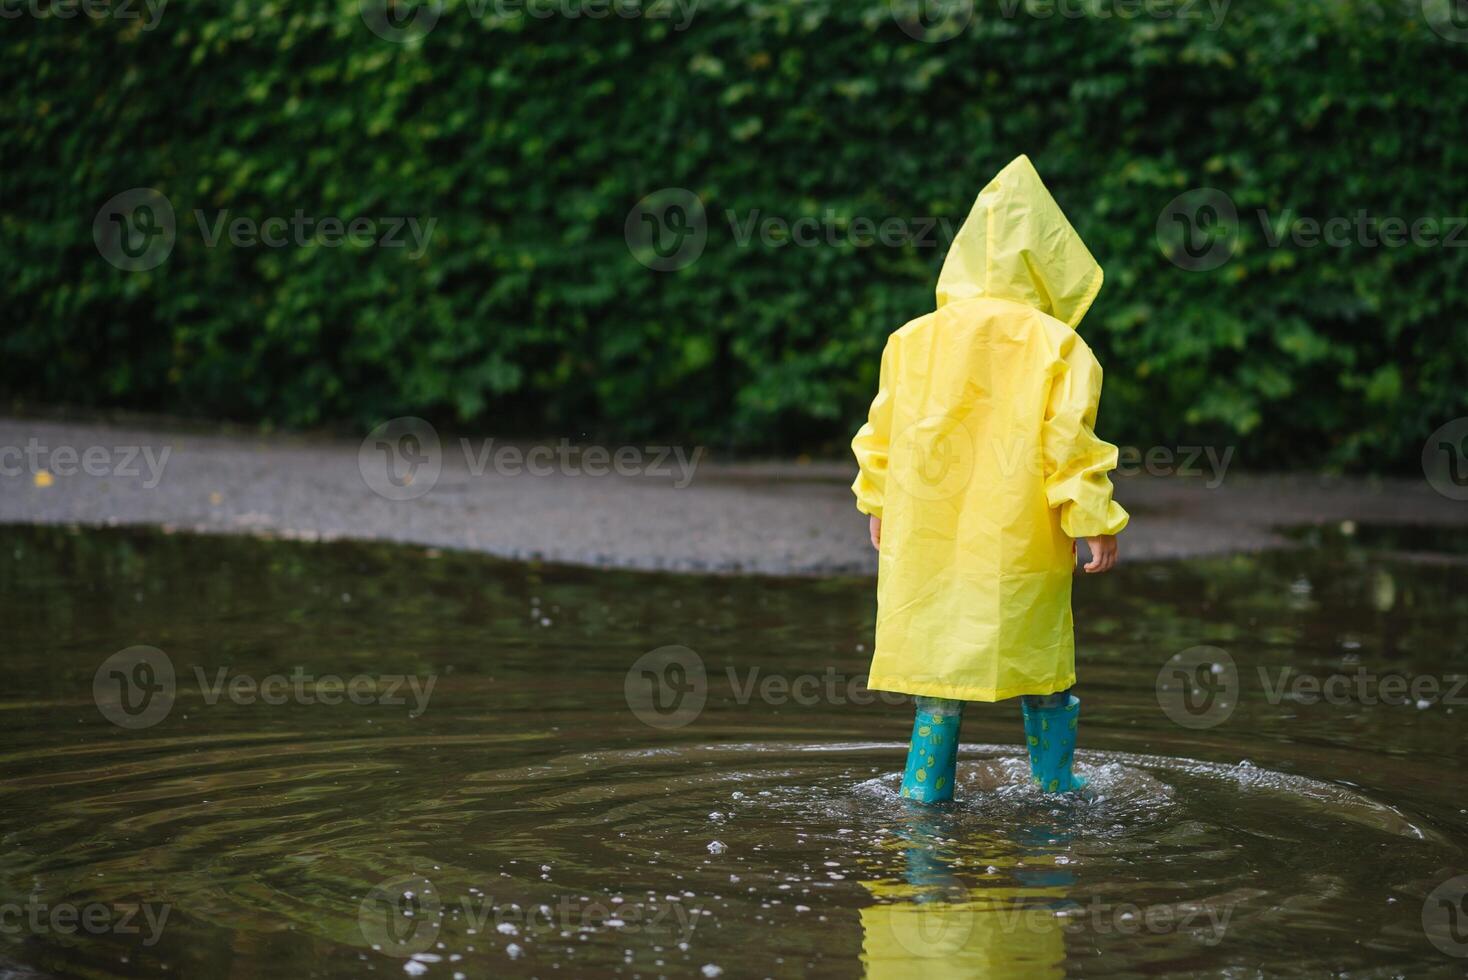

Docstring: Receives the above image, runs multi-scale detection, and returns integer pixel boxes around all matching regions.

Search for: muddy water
[1,525,1465,977]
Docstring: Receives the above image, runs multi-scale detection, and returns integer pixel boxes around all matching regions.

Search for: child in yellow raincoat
[851,155,1128,803]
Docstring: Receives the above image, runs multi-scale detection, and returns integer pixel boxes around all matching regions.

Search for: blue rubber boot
[1021,693,1087,793]
[900,696,964,804]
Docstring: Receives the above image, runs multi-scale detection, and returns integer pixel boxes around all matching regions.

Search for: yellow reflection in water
[860,817,1070,979]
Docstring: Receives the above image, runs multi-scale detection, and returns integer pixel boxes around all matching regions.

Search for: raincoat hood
[936,155,1104,329]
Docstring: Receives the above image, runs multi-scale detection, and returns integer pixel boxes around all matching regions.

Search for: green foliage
[3,0,1465,467]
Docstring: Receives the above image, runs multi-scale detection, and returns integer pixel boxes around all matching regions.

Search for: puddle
[0,525,1465,976]
[1283,521,1468,562]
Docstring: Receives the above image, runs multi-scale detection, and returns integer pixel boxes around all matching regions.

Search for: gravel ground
[1,416,1463,575]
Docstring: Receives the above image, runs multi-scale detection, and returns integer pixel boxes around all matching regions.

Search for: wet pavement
[2,416,1464,575]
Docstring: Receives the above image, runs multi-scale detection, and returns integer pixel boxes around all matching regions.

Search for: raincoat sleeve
[851,336,898,519]
[1042,335,1129,538]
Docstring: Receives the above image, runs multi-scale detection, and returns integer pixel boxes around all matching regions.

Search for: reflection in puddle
[0,525,1465,976]
[1283,520,1468,561]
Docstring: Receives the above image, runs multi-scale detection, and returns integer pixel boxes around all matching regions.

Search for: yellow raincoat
[852,155,1128,702]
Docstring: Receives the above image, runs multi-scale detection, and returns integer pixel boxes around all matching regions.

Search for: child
[851,155,1128,803]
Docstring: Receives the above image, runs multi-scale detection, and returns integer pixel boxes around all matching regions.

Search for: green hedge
[3,0,1466,467]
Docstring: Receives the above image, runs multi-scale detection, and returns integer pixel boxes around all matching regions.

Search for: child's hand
[1082,535,1117,573]
[869,515,882,551]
